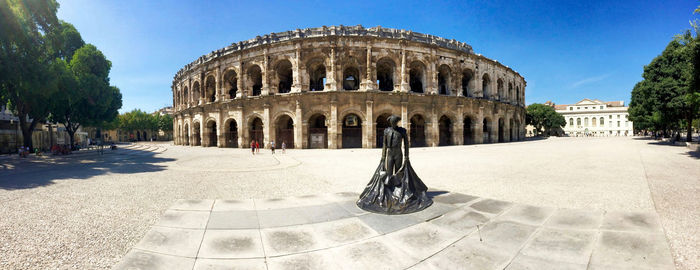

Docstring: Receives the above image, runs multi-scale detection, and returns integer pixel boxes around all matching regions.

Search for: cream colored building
[172,25,527,149]
[554,99,633,137]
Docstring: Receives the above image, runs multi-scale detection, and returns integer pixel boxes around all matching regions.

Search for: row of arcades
[173,56,525,110]
[175,112,523,149]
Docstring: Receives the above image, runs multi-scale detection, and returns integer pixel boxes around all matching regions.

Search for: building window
[592,117,597,127]
[569,118,573,126]
[584,107,588,109]
[625,121,628,127]
[609,115,612,119]
[569,107,573,111]
[584,117,589,127]
[600,106,603,109]
[577,107,580,110]
[577,118,581,126]
[600,117,604,127]
[617,115,620,119]
[617,121,620,127]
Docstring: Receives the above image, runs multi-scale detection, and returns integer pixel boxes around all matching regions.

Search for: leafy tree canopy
[526,103,566,136]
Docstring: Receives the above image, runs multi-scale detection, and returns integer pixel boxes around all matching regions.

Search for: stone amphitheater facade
[172,25,526,149]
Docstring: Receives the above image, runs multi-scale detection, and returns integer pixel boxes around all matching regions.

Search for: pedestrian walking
[270,140,275,155]
[251,140,256,155]
[255,140,260,153]
[281,141,286,154]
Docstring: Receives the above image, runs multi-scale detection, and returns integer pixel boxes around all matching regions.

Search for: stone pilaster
[326,45,337,91]
[292,45,302,93]
[261,49,270,95]
[294,100,303,148]
[400,47,409,92]
[365,100,374,148]
[329,100,338,148]
[263,103,271,148]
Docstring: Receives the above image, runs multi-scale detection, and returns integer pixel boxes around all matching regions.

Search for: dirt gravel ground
[0,137,697,269]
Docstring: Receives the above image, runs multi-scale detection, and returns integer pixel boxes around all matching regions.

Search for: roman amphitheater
[172,25,526,149]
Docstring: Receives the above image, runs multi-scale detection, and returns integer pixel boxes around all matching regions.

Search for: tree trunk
[687,115,693,142]
[18,115,37,150]
[67,130,76,148]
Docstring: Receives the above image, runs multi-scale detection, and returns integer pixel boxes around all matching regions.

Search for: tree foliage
[629,29,700,140]
[526,103,566,136]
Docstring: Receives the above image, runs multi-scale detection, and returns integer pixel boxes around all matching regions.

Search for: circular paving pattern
[114,192,674,270]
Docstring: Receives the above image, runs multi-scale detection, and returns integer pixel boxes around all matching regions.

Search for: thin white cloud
[568,73,612,89]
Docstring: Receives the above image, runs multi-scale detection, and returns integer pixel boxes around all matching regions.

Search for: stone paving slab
[114,191,676,270]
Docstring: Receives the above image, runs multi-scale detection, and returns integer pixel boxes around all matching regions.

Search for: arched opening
[276,60,293,94]
[205,75,216,102]
[184,124,190,145]
[577,118,581,126]
[192,81,201,105]
[249,117,264,147]
[206,120,217,147]
[514,120,521,140]
[409,61,425,93]
[409,115,426,147]
[136,131,141,141]
[463,116,473,144]
[143,131,148,141]
[509,119,514,142]
[193,123,201,146]
[226,119,238,148]
[462,69,473,97]
[497,79,504,101]
[343,67,360,90]
[276,115,294,149]
[342,114,362,148]
[508,83,513,103]
[438,65,451,95]
[375,113,392,148]
[376,57,395,91]
[223,69,238,99]
[248,65,263,96]
[515,86,520,104]
[308,114,327,148]
[600,117,604,127]
[183,86,189,106]
[482,74,490,99]
[592,117,597,127]
[569,118,574,126]
[483,118,491,143]
[438,115,453,146]
[498,118,505,143]
[308,59,326,91]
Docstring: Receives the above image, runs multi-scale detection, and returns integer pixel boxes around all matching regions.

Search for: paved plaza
[0,137,698,269]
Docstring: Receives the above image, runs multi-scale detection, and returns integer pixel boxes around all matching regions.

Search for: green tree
[526,103,566,136]
[629,30,699,140]
[158,114,174,133]
[0,0,61,149]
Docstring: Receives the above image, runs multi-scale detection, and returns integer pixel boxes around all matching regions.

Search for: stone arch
[375,113,393,148]
[438,115,453,146]
[342,65,361,91]
[205,118,217,147]
[497,78,504,101]
[438,64,451,95]
[205,75,216,103]
[463,114,475,144]
[498,117,505,142]
[376,57,396,91]
[183,123,190,145]
[224,118,238,148]
[274,59,293,94]
[222,68,238,99]
[182,86,189,106]
[514,119,521,140]
[249,116,264,148]
[341,113,363,148]
[515,86,521,104]
[409,114,427,147]
[192,120,202,146]
[308,113,328,148]
[306,57,327,91]
[509,118,515,142]
[482,117,492,143]
[409,60,426,93]
[247,64,263,96]
[192,81,201,106]
[508,82,513,103]
[462,68,474,97]
[481,73,491,99]
[275,114,294,148]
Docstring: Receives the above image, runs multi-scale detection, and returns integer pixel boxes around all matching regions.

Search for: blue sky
[56,0,698,113]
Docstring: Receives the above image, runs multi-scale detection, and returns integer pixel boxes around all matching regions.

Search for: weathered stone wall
[171,26,526,149]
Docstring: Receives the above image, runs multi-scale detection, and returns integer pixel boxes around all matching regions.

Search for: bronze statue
[357,115,432,214]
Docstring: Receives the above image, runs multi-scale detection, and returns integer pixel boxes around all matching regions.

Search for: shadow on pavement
[0,148,174,190]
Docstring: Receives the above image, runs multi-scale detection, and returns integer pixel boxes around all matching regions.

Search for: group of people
[50,144,74,155]
[250,140,287,155]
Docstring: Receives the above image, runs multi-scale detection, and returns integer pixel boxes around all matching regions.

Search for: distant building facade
[0,105,88,153]
[553,99,633,137]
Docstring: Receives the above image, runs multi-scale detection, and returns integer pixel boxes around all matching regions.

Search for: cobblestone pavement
[0,137,697,269]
